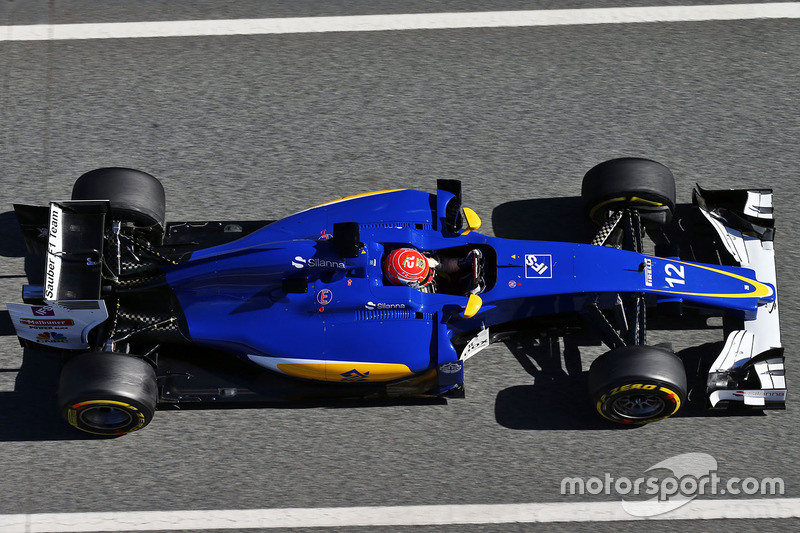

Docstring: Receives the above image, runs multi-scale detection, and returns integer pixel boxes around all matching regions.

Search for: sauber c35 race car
[6,158,784,435]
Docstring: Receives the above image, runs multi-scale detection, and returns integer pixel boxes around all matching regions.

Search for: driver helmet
[384,247,432,287]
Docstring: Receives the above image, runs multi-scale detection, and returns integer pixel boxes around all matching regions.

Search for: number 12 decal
[665,263,685,288]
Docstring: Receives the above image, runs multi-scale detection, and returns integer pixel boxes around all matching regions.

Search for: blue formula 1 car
[6,158,784,435]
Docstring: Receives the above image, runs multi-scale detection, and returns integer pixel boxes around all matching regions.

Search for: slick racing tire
[588,345,687,425]
[58,351,158,436]
[72,167,166,233]
[581,158,676,226]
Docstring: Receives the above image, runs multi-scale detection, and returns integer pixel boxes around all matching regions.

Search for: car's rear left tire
[58,351,158,436]
[588,345,687,424]
[72,167,166,235]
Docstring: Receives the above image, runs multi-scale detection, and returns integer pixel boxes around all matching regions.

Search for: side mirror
[462,207,482,234]
[463,294,483,318]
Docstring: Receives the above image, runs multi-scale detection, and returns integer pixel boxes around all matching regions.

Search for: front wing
[694,186,785,409]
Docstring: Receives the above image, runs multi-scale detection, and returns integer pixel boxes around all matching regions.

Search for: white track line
[1,498,799,532]
[2,3,799,41]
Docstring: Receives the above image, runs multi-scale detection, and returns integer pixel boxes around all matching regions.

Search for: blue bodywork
[160,187,775,393]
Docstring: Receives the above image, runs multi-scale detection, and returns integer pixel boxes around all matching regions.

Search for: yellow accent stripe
[588,196,664,220]
[311,189,406,209]
[277,362,414,382]
[277,362,327,380]
[596,384,681,424]
[651,259,773,299]
[68,399,145,434]
[661,385,682,415]
[327,363,413,381]
[72,399,139,410]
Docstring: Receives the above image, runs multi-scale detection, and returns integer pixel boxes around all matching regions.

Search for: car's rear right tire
[58,351,158,436]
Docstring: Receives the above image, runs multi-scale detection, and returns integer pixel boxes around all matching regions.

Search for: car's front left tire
[581,158,676,226]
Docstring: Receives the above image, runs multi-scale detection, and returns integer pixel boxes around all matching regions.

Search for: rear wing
[7,200,110,350]
[695,186,785,409]
[43,200,108,301]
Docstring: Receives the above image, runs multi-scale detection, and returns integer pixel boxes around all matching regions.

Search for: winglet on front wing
[695,186,785,409]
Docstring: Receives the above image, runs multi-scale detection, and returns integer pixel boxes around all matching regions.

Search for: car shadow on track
[491,197,628,430]
[0,210,44,284]
[0,346,451,442]
[494,332,628,431]
[493,333,766,431]
[0,348,101,441]
[491,196,597,242]
[0,212,93,440]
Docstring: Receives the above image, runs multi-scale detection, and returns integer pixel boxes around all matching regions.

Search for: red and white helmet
[384,248,432,287]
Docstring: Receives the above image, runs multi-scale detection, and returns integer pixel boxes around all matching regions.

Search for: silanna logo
[365,301,406,310]
[292,256,345,269]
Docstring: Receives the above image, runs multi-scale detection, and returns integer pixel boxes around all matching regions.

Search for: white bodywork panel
[460,326,490,361]
[700,190,784,407]
[44,202,64,302]
[7,300,108,350]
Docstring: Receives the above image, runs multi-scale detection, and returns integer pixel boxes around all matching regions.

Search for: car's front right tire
[588,345,687,424]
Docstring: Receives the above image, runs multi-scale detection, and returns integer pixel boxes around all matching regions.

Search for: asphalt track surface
[1,1,799,532]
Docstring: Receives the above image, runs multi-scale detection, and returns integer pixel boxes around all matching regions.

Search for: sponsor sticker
[316,288,333,305]
[19,317,75,330]
[732,390,787,399]
[294,256,346,269]
[643,257,653,287]
[340,369,370,382]
[8,300,109,350]
[31,305,55,316]
[365,301,406,310]
[20,318,74,326]
[524,254,552,279]
[36,332,68,343]
[439,362,463,374]
[44,204,63,300]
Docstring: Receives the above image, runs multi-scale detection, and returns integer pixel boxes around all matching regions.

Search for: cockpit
[381,244,495,296]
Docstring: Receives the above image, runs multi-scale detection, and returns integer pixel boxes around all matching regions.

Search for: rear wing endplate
[44,201,108,301]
